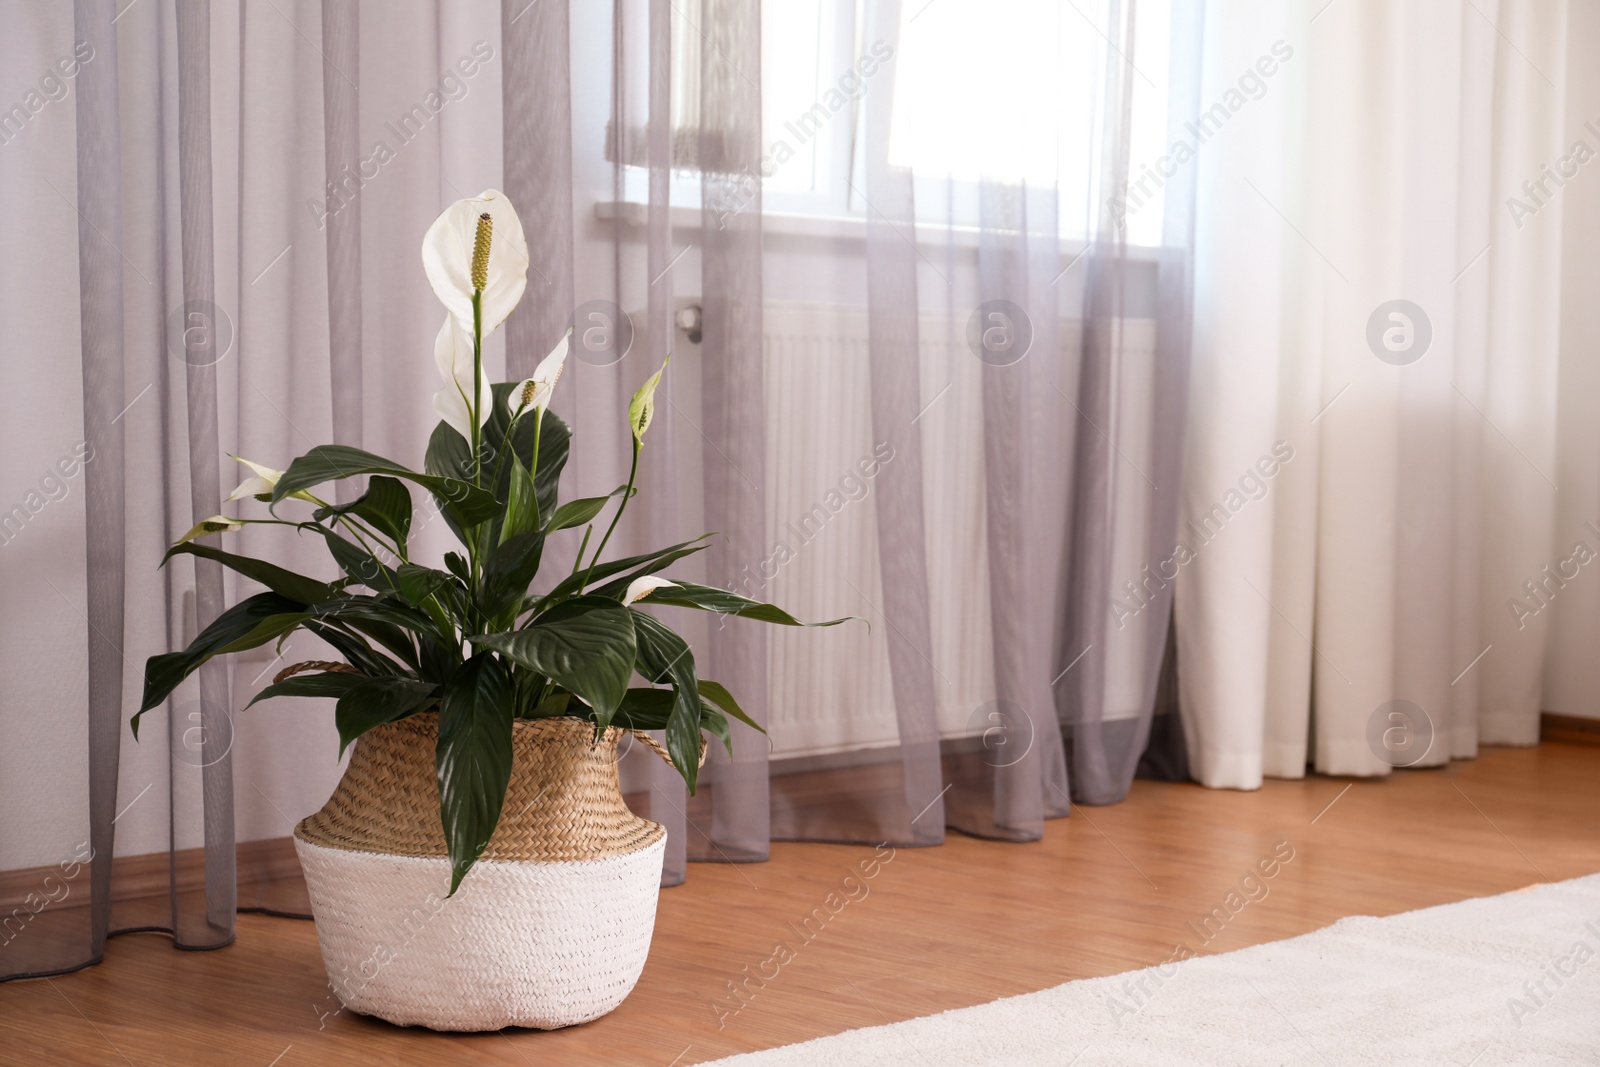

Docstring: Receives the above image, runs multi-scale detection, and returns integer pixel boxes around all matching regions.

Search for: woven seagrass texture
[295,834,666,1030]
[296,714,665,862]
[273,660,359,683]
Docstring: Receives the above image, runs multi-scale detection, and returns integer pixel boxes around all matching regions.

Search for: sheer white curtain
[1177,0,1567,787]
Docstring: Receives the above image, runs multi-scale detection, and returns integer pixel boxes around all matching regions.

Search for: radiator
[757,303,1160,759]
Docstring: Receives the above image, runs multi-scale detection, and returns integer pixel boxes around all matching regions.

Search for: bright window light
[886,0,1172,245]
[637,0,1176,245]
[760,0,837,196]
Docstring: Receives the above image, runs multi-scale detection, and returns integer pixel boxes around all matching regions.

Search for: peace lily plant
[135,189,842,894]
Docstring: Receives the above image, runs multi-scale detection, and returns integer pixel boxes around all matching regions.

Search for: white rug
[707,874,1600,1065]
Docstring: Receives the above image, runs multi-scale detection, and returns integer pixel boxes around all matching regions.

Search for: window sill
[594,201,1167,261]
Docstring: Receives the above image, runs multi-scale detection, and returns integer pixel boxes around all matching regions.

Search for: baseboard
[0,837,300,910]
[5,716,1593,907]
[1541,712,1600,747]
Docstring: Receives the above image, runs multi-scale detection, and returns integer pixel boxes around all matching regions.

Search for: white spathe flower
[224,455,308,503]
[421,188,528,333]
[175,515,245,545]
[226,456,283,502]
[432,315,493,441]
[511,331,571,417]
[621,576,678,607]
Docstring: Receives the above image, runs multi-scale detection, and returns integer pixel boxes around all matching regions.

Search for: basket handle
[273,660,361,684]
[627,730,708,769]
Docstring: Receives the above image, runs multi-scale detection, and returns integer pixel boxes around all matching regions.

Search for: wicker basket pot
[293,714,667,1031]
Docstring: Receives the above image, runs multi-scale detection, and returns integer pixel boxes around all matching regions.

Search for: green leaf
[314,475,413,548]
[275,444,498,526]
[436,654,514,894]
[395,563,452,608]
[609,687,677,729]
[697,679,764,735]
[305,595,435,666]
[596,689,734,757]
[318,528,398,593]
[472,597,636,726]
[135,592,307,728]
[646,581,856,627]
[481,530,545,620]
[539,534,712,609]
[545,485,631,534]
[629,356,668,442]
[428,392,570,537]
[528,409,570,522]
[480,384,534,487]
[424,419,475,483]
[216,611,313,656]
[393,564,463,638]
[335,676,438,756]
[500,452,540,545]
[699,703,733,755]
[246,670,366,709]
[629,610,703,791]
[417,633,462,688]
[161,542,335,606]
[424,422,476,546]
[530,690,571,717]
[304,620,403,678]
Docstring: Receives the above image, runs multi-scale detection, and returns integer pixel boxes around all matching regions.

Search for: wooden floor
[7,742,1600,1066]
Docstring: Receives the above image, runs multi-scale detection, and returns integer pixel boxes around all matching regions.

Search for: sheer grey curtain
[3,0,509,981]
[606,0,1206,876]
[0,0,244,980]
[3,0,1203,982]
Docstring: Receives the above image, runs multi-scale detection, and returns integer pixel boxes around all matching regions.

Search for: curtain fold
[692,0,771,863]
[855,0,946,847]
[970,181,1069,836]
[1176,0,1568,788]
[1067,0,1204,805]
[2,0,501,981]
[174,0,235,947]
[76,0,128,970]
[637,0,692,887]
[320,0,363,466]
[501,0,574,381]
[605,0,1204,852]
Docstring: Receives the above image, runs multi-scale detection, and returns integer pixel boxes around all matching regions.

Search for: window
[619,0,1174,246]
[759,0,854,208]
[890,0,1172,246]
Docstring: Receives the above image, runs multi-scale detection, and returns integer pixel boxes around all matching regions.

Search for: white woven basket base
[295,834,666,1031]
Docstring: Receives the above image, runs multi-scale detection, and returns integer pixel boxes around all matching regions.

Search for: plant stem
[336,518,401,597]
[303,491,406,565]
[528,409,543,528]
[571,525,593,574]
[352,516,407,563]
[582,437,640,589]
[468,289,484,635]
[470,292,484,487]
[490,400,526,503]
[489,400,543,538]
[308,491,458,639]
